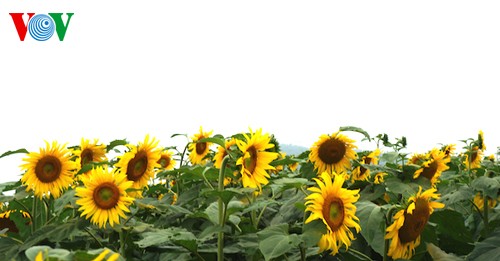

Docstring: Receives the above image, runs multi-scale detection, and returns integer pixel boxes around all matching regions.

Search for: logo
[9,13,74,41]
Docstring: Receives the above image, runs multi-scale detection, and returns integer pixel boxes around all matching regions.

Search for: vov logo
[10,13,74,41]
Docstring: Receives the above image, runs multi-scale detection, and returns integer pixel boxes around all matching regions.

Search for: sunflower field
[0,126,499,261]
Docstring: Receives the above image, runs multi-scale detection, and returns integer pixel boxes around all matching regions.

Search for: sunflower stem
[32,196,37,232]
[119,228,126,257]
[218,155,230,261]
[348,248,372,261]
[384,206,398,261]
[84,227,103,248]
[483,194,489,236]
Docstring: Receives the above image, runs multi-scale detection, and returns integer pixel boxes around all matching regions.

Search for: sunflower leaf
[339,126,371,141]
[198,137,225,148]
[466,229,500,261]
[471,176,500,199]
[106,139,128,152]
[429,209,474,255]
[257,224,301,261]
[356,201,385,256]
[0,148,28,159]
[135,227,197,249]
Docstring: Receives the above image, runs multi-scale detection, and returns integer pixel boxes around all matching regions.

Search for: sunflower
[236,128,279,190]
[473,192,497,211]
[115,135,161,197]
[373,172,387,184]
[305,172,361,255]
[73,138,107,174]
[0,210,31,234]
[213,138,236,169]
[413,149,450,187]
[21,141,77,199]
[440,144,456,159]
[309,132,357,176]
[478,130,486,151]
[76,167,134,228]
[157,150,176,171]
[463,146,483,169]
[351,149,381,182]
[385,187,444,260]
[188,126,213,165]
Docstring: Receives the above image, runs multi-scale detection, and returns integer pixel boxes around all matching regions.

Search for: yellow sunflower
[413,149,450,187]
[351,149,381,182]
[236,128,279,190]
[473,192,497,211]
[440,144,456,159]
[115,135,161,197]
[478,130,486,151]
[385,187,444,260]
[309,132,357,176]
[73,138,107,174]
[76,167,134,228]
[157,150,176,171]
[373,172,387,184]
[188,126,213,165]
[305,172,361,255]
[21,141,77,199]
[213,138,236,169]
[464,146,483,169]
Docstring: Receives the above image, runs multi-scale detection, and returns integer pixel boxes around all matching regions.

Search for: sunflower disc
[28,14,55,41]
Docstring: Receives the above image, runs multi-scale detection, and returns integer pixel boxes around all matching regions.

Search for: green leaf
[20,219,80,251]
[269,177,310,193]
[467,229,500,261]
[257,224,301,261]
[25,246,72,261]
[430,209,474,255]
[301,219,327,248]
[385,177,418,197]
[0,181,21,193]
[198,137,226,148]
[106,139,128,152]
[0,148,28,159]
[0,235,21,260]
[472,176,500,199]
[135,227,197,252]
[439,185,473,205]
[54,189,76,214]
[356,201,385,256]
[339,126,371,141]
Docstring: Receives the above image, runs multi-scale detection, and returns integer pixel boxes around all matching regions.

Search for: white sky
[1,1,500,183]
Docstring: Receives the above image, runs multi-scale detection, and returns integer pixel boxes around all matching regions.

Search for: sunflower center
[127,151,148,181]
[35,155,62,183]
[471,150,478,163]
[243,146,258,174]
[196,142,207,155]
[0,216,19,233]
[158,156,171,168]
[420,161,438,180]
[93,182,120,209]
[322,197,345,232]
[318,138,346,164]
[399,198,430,243]
[81,149,93,166]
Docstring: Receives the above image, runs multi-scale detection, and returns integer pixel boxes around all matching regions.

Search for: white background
[1,1,500,183]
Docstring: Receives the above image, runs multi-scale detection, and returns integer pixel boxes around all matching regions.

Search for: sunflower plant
[0,127,500,260]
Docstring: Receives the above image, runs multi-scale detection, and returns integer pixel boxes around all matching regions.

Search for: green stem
[218,155,230,261]
[32,196,37,232]
[483,194,489,235]
[348,248,373,261]
[84,227,103,247]
[384,206,398,261]
[119,228,126,257]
